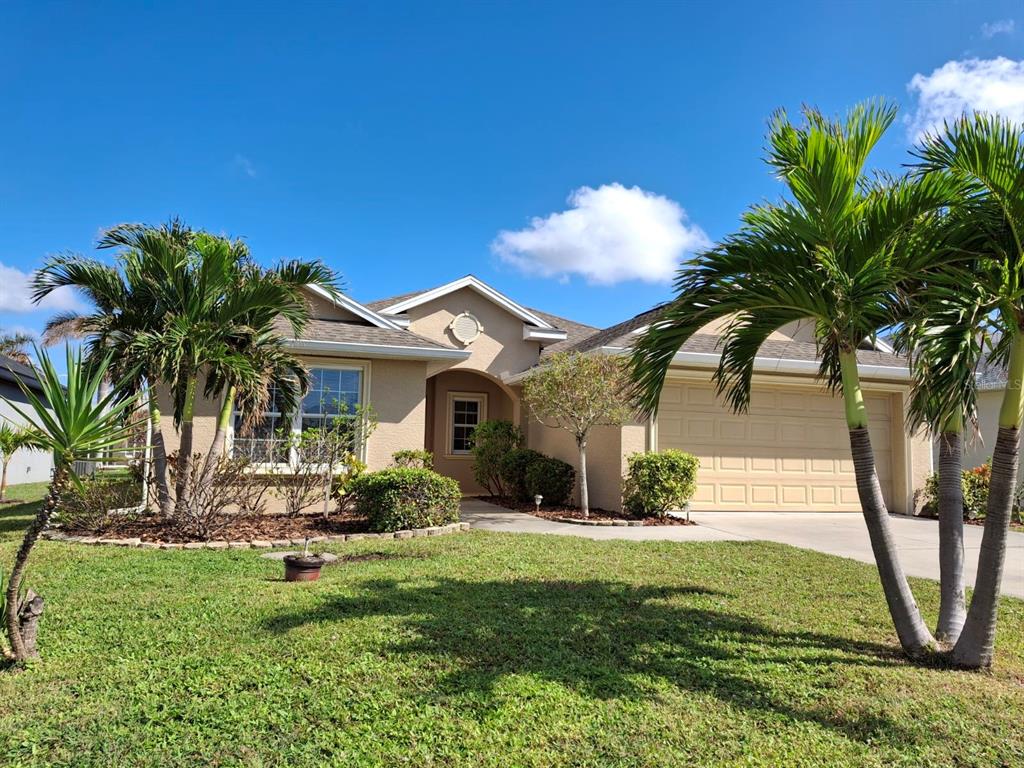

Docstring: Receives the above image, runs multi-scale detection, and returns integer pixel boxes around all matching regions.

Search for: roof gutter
[286,339,471,361]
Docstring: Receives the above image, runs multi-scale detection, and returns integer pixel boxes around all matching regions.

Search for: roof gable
[374,275,555,329]
[302,284,403,330]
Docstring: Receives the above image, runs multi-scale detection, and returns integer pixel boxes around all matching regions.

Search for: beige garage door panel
[658,381,893,511]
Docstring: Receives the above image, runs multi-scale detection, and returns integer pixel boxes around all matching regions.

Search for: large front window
[231,365,366,465]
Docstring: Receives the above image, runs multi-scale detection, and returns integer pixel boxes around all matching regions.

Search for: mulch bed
[482,496,695,526]
[60,512,373,544]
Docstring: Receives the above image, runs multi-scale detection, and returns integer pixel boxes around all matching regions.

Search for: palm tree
[33,221,339,518]
[0,423,42,502]
[896,273,996,645]
[0,330,34,365]
[3,346,140,662]
[139,233,336,513]
[34,218,195,516]
[629,102,955,658]
[913,113,1024,668]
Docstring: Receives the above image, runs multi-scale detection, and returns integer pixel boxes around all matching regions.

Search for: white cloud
[491,183,710,285]
[0,263,83,313]
[981,19,1015,39]
[906,57,1024,139]
[233,153,257,178]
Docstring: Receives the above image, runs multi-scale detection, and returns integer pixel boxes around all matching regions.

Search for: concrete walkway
[460,498,1024,598]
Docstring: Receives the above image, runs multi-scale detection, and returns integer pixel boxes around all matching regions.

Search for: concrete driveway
[461,498,1024,598]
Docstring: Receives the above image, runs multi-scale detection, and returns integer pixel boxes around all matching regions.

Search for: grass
[1,485,1022,767]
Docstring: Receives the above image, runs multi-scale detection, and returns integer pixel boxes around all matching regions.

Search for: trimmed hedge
[350,468,461,532]
[525,456,575,506]
[500,448,545,501]
[622,450,699,519]
[392,449,434,469]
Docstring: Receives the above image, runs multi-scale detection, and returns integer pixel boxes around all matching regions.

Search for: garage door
[657,380,894,511]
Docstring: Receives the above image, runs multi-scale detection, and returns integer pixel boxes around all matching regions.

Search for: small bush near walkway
[622,450,699,520]
[350,467,461,532]
[500,448,545,501]
[525,456,575,506]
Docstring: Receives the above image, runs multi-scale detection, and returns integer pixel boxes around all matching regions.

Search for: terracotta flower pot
[283,554,325,582]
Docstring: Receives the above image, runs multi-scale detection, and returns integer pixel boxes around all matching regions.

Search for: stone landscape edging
[553,516,644,527]
[41,521,471,550]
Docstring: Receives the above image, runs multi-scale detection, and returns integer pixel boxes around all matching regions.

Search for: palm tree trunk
[5,463,67,662]
[173,375,198,514]
[0,459,8,502]
[148,398,172,518]
[935,419,966,645]
[577,436,589,518]
[841,351,935,656]
[952,333,1024,668]
[199,386,234,487]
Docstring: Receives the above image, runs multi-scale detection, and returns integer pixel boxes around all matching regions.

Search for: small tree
[274,403,377,518]
[522,352,633,517]
[0,424,42,502]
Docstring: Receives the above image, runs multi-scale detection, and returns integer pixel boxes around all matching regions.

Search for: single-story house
[160,275,933,514]
[0,354,54,485]
[952,355,1015,476]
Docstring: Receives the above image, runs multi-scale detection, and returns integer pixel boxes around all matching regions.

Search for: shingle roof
[976,353,1007,391]
[275,317,457,351]
[0,355,43,393]
[364,290,422,313]
[553,306,909,368]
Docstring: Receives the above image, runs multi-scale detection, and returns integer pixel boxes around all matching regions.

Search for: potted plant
[283,539,325,582]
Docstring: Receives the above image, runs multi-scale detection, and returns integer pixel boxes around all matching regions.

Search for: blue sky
[2,1,1023,338]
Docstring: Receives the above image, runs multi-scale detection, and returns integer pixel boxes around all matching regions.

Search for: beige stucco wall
[426,369,515,494]
[156,372,223,459]
[404,287,542,378]
[962,389,1003,471]
[526,418,648,512]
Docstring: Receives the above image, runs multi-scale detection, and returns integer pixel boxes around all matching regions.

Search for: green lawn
[1,485,1022,767]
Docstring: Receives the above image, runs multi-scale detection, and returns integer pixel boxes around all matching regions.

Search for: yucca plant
[2,345,141,663]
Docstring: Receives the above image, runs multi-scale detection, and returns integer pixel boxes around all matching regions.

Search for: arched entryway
[425,369,518,494]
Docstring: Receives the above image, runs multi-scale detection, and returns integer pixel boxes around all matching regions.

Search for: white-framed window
[230,362,369,467]
[447,392,486,457]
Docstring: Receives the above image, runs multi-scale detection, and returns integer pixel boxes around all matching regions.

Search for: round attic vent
[450,312,483,344]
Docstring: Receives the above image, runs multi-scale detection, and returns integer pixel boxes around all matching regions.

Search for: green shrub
[622,450,699,519]
[470,420,523,495]
[525,456,576,506]
[500,448,545,501]
[392,449,433,469]
[918,460,1023,523]
[350,468,461,532]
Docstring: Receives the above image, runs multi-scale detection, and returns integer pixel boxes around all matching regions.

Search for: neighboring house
[0,355,54,484]
[159,275,933,513]
[955,354,1013,474]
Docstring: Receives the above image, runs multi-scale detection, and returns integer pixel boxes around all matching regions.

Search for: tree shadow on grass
[263,577,915,747]
[0,499,39,536]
